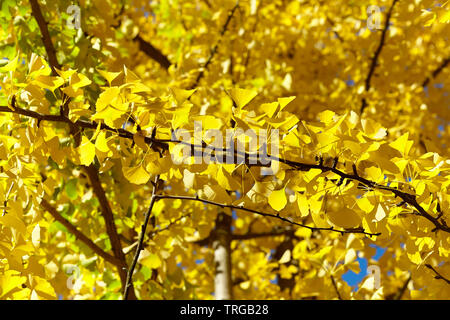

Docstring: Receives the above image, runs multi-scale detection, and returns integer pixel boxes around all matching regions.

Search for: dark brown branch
[28,0,61,73]
[173,141,450,235]
[326,17,344,43]
[154,194,380,236]
[0,102,168,154]
[194,228,294,245]
[425,264,450,285]
[189,2,239,89]
[134,35,171,70]
[40,199,121,267]
[360,0,399,114]
[124,175,160,300]
[330,275,342,300]
[109,5,171,70]
[422,56,450,87]
[394,274,411,300]
[84,164,137,299]
[231,228,294,240]
[149,213,190,238]
[2,101,448,235]
[28,0,79,140]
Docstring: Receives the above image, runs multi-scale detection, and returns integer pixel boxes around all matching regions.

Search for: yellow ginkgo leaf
[183,169,195,189]
[268,188,287,211]
[95,131,110,153]
[327,207,360,228]
[97,69,122,86]
[389,132,413,157]
[229,88,258,109]
[70,72,92,91]
[0,271,26,298]
[0,55,18,72]
[297,193,309,217]
[133,130,149,150]
[278,96,296,111]
[141,253,162,269]
[344,248,356,265]
[170,87,196,105]
[217,166,240,190]
[33,75,64,92]
[31,224,41,248]
[123,165,150,185]
[78,136,96,166]
[374,204,386,222]
[278,249,291,263]
[261,102,279,117]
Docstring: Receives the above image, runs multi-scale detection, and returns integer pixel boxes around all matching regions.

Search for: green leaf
[65,179,78,200]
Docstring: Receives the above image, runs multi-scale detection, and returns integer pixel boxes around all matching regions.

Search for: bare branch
[422,56,450,88]
[360,0,399,114]
[425,264,450,285]
[2,101,449,235]
[154,194,380,236]
[189,2,239,89]
[29,0,135,298]
[28,0,61,73]
[84,164,137,299]
[231,228,294,240]
[330,275,342,300]
[394,274,411,300]
[134,35,171,70]
[124,175,160,300]
[28,0,79,140]
[40,199,121,267]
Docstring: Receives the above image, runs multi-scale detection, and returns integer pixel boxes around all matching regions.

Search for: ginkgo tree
[0,0,449,300]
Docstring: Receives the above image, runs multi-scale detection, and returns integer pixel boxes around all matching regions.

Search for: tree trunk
[212,213,233,300]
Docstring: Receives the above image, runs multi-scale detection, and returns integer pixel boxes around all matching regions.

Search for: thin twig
[360,0,399,114]
[123,175,160,300]
[394,274,411,300]
[331,275,343,300]
[108,4,171,69]
[189,1,239,89]
[422,56,450,88]
[154,194,380,236]
[231,228,294,240]
[425,264,450,285]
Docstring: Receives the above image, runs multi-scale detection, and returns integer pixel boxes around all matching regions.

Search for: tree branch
[231,228,294,240]
[40,198,121,267]
[84,164,137,299]
[28,0,79,140]
[330,275,343,300]
[29,0,137,298]
[109,4,171,70]
[189,1,239,89]
[425,264,450,285]
[134,35,171,70]
[124,175,160,300]
[394,274,411,300]
[154,194,380,236]
[2,101,449,235]
[422,55,450,88]
[360,0,399,114]
[28,0,61,73]
[0,100,168,154]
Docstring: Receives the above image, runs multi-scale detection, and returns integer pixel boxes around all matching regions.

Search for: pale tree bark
[212,213,233,300]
